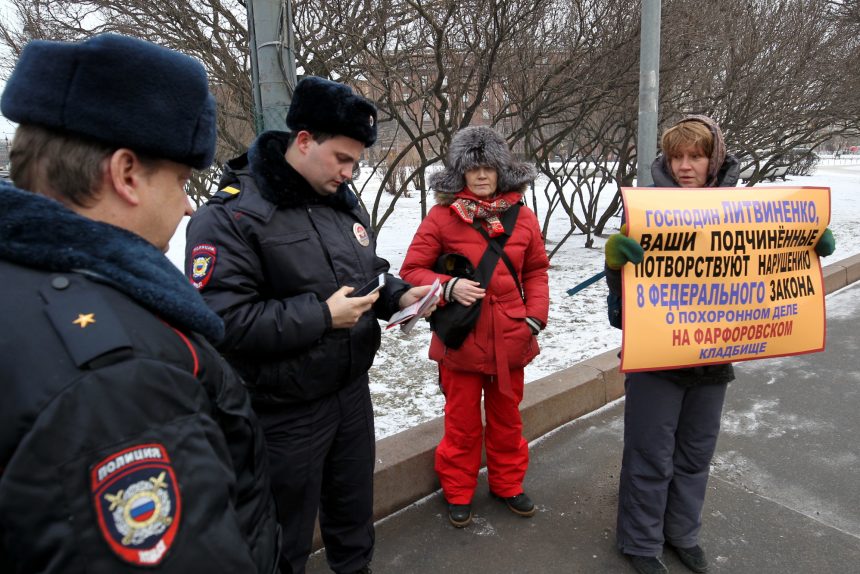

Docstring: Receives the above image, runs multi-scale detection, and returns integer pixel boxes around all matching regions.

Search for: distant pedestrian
[605,115,835,574]
[0,34,279,573]
[401,126,550,528]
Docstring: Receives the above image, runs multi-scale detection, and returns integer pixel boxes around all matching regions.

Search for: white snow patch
[721,399,832,438]
[466,515,497,537]
[166,165,860,438]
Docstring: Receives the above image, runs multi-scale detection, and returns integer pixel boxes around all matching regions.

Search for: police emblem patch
[353,223,370,247]
[189,244,217,290]
[90,444,181,566]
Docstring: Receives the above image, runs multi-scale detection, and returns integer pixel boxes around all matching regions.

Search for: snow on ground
[167,160,860,438]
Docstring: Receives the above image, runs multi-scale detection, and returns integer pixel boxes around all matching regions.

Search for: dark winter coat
[400,188,550,378]
[605,128,741,386]
[185,131,410,405]
[0,183,279,573]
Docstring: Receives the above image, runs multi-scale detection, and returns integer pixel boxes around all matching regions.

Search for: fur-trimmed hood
[0,182,224,341]
[236,130,359,211]
[431,126,535,206]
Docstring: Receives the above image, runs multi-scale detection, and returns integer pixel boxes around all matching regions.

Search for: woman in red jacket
[401,126,549,528]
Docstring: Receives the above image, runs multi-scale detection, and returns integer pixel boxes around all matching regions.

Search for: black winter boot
[491,491,536,517]
[625,554,669,574]
[668,543,709,573]
[447,503,472,528]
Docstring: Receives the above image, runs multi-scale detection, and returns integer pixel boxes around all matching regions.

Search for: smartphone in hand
[349,273,386,297]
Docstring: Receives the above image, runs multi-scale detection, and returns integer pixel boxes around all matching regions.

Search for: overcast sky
[0,104,14,140]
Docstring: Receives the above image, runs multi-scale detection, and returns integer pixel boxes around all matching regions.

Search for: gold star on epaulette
[73,313,96,328]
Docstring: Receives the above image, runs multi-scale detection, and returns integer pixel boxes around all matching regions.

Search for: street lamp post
[637,0,661,187]
[246,0,297,133]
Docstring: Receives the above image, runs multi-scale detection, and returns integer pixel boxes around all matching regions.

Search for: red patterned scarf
[450,189,522,237]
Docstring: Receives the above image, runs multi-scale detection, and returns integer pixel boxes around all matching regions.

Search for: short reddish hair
[661,121,713,158]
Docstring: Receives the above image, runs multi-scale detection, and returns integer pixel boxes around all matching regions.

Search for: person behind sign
[604,115,835,574]
[184,76,435,574]
[400,127,550,528]
[0,35,279,573]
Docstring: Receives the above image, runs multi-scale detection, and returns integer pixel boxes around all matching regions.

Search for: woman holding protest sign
[400,126,549,529]
[605,115,836,574]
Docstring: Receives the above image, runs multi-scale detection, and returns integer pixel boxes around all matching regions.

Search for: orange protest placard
[619,186,830,372]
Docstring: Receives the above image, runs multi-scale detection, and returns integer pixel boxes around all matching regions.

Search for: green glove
[815,227,835,257]
[605,227,644,270]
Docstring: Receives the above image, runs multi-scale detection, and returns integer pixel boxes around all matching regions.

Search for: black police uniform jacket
[0,183,279,573]
[185,131,410,405]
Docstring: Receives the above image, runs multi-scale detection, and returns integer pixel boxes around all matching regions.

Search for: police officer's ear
[104,148,149,207]
[292,130,316,156]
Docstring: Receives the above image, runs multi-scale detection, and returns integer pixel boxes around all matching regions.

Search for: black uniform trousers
[255,375,375,574]
[616,371,728,556]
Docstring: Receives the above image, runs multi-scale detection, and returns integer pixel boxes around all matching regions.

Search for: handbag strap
[471,203,525,303]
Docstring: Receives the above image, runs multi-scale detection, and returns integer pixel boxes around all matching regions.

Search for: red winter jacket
[400,196,549,382]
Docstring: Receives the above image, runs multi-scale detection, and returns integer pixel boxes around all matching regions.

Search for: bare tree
[659,0,860,184]
[512,0,641,252]
[0,0,254,201]
[2,0,858,226]
[293,0,559,237]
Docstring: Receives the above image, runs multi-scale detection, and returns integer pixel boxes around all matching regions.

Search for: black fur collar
[246,130,358,211]
[0,182,224,342]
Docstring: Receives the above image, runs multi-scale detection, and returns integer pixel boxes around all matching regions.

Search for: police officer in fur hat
[0,34,280,573]
[185,76,436,574]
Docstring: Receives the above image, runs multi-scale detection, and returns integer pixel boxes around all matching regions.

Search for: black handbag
[429,204,521,348]
[429,254,481,348]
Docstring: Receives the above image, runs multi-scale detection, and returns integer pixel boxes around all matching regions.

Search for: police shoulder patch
[189,244,217,290]
[90,443,181,566]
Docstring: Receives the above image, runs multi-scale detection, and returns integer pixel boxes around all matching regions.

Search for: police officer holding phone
[186,77,434,574]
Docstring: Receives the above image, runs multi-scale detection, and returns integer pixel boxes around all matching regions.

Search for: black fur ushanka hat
[1,34,216,170]
[286,76,377,147]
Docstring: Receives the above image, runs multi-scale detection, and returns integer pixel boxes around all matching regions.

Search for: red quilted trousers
[435,364,529,504]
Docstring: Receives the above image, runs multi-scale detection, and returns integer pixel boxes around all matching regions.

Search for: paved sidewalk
[308,281,860,573]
